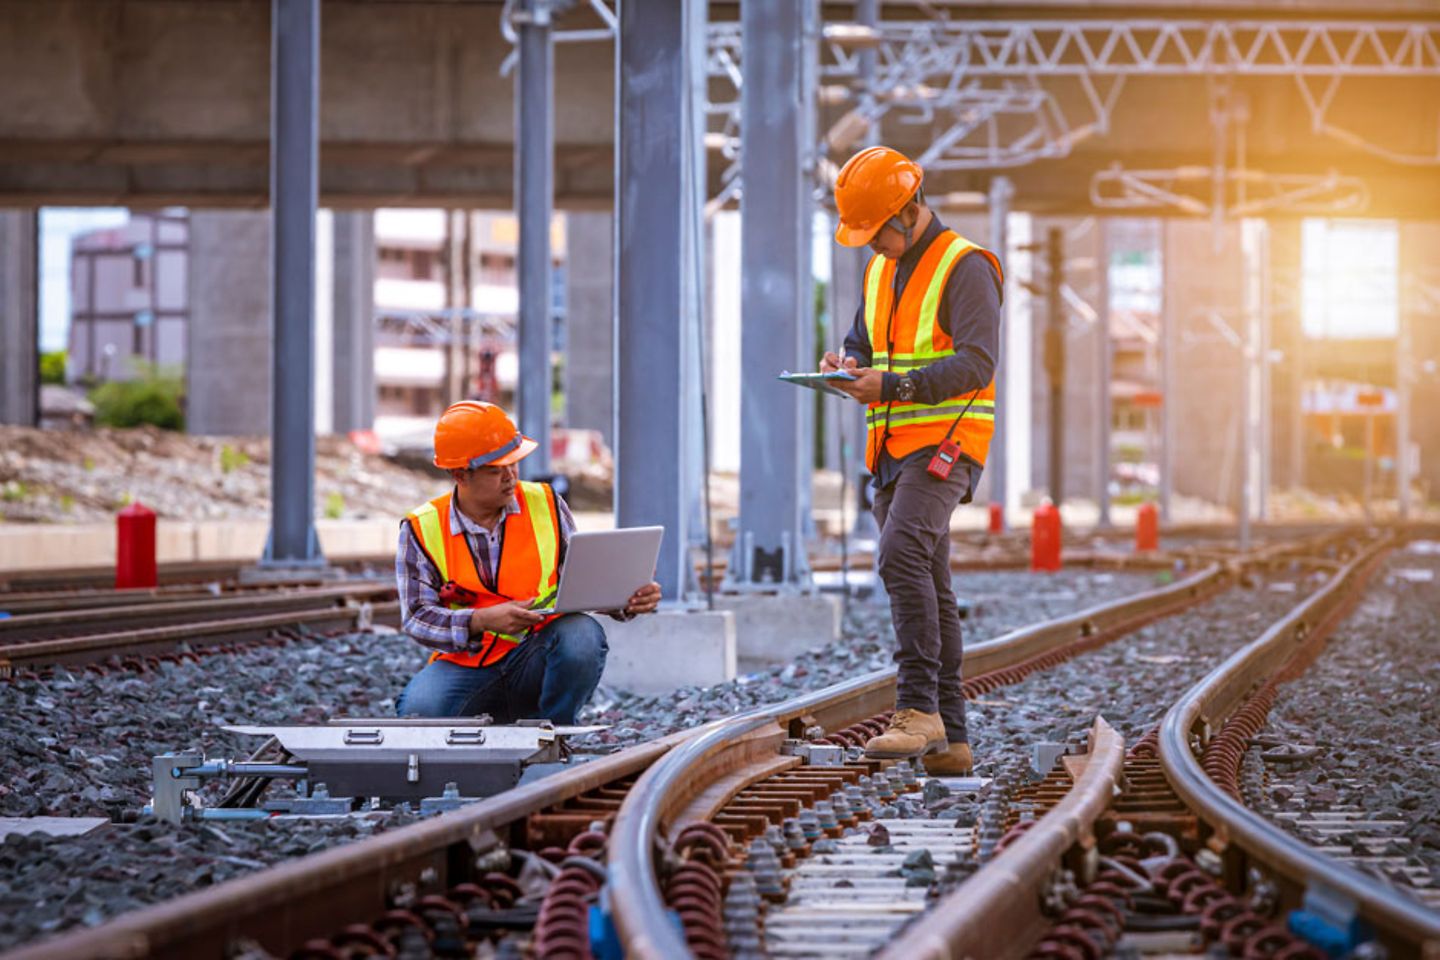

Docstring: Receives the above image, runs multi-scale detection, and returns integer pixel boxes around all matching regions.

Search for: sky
[38,207,130,352]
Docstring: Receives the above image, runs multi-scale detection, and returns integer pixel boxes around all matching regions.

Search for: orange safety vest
[405,481,562,669]
[863,228,1003,471]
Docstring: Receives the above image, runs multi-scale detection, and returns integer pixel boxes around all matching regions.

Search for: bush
[324,491,346,519]
[90,365,185,431]
[39,351,67,385]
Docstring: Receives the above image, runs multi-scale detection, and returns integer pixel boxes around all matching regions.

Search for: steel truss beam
[706,17,1440,194]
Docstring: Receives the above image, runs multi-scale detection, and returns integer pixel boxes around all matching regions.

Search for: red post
[116,502,157,589]
[1030,502,1062,572]
[987,502,1004,536]
[1135,501,1159,552]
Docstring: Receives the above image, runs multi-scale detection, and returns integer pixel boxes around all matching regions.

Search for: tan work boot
[864,709,948,759]
[922,742,974,776]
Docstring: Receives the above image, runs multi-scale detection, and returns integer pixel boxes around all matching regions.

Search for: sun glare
[1300,218,1399,340]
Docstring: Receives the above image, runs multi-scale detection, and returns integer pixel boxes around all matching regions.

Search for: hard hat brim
[432,435,539,469]
[835,219,880,248]
[487,435,538,467]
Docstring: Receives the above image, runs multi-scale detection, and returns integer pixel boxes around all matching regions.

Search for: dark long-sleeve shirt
[842,214,1003,497]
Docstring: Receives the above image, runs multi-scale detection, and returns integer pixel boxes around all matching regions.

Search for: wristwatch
[895,375,917,403]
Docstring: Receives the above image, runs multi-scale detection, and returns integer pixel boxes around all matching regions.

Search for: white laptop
[530,526,664,615]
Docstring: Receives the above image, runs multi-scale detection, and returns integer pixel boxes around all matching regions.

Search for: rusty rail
[0,600,401,676]
[0,581,394,644]
[1158,534,1440,957]
[3,554,1246,959]
[608,563,1231,959]
[876,716,1126,960]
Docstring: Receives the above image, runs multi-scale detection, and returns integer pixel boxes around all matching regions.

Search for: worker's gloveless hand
[624,581,662,616]
[471,599,546,636]
[834,367,885,404]
[820,352,858,375]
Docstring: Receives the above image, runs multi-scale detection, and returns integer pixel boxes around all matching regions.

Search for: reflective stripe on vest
[405,481,561,669]
[863,230,1002,470]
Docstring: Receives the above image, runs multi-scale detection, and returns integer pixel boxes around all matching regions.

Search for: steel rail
[0,732,691,960]
[1158,535,1440,956]
[0,556,396,593]
[0,581,395,644]
[0,601,402,676]
[876,716,1126,960]
[609,562,1231,959]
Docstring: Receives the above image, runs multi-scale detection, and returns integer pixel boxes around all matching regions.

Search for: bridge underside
[1,1,1438,217]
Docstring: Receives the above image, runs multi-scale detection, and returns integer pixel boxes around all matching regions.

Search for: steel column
[516,0,554,478]
[1096,218,1112,528]
[1398,286,1413,519]
[615,0,704,602]
[846,0,879,492]
[1045,226,1065,506]
[0,210,37,427]
[987,176,1012,525]
[1159,220,1174,523]
[736,0,816,587]
[263,0,322,568]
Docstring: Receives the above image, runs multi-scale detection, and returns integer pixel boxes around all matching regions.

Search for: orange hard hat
[432,401,537,470]
[833,146,924,247]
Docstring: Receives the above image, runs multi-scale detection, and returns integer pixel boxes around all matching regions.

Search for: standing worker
[395,401,662,721]
[822,146,1003,776]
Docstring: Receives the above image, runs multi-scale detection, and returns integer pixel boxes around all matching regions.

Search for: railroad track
[605,531,1440,960]
[0,581,400,677]
[9,527,1429,960]
[4,545,1240,959]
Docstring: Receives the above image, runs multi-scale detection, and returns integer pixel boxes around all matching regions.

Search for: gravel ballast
[0,567,1156,950]
[0,562,1332,952]
[1252,543,1440,897]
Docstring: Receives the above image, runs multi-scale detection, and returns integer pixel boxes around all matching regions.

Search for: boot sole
[864,738,950,760]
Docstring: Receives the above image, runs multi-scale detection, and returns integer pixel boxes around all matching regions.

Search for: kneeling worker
[395,401,662,721]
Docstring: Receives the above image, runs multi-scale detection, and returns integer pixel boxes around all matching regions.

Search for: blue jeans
[395,613,609,723]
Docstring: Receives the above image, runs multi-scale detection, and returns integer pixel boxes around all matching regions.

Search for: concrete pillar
[186,211,271,435]
[564,210,613,448]
[0,210,37,427]
[1267,219,1303,491]
[332,210,375,434]
[1165,218,1246,513]
[1402,221,1440,505]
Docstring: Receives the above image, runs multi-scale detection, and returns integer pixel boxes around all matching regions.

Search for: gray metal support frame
[615,0,704,602]
[263,0,323,569]
[735,0,816,588]
[1159,221,1174,524]
[0,210,37,427]
[836,0,878,532]
[1398,289,1413,519]
[1096,218,1112,528]
[332,210,375,434]
[516,0,554,479]
[987,177,1012,525]
[1045,226,1065,506]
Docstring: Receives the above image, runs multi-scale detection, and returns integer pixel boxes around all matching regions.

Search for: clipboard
[779,370,857,399]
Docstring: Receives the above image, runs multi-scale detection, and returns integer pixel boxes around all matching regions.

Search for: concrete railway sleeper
[0,540,1264,960]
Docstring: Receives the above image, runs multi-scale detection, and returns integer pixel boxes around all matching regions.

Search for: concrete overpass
[2,1,1440,216]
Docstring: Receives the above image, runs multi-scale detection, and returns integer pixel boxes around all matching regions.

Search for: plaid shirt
[396,488,579,654]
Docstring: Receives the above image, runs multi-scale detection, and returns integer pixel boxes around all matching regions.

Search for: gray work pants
[873,456,969,744]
